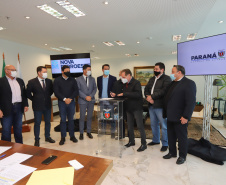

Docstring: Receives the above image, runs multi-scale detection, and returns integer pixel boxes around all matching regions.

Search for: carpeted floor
[91,118,226,147]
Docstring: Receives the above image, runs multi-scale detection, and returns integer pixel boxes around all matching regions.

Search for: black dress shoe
[87,133,93,139]
[125,142,135,147]
[79,134,84,140]
[34,140,40,147]
[160,146,168,152]
[163,153,177,159]
[176,157,186,165]
[137,144,147,152]
[70,136,78,143]
[45,137,55,143]
[59,137,65,145]
[147,141,160,146]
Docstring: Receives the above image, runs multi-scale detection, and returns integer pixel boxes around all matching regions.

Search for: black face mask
[154,71,161,76]
[64,72,70,77]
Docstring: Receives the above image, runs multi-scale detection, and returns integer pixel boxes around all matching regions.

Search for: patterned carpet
[91,118,226,146]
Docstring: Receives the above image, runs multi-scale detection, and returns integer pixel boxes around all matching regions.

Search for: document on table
[0,163,36,185]
[68,159,84,170]
[0,146,12,154]
[26,167,74,185]
[0,152,32,167]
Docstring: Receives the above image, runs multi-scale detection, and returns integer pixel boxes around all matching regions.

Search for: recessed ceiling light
[45,44,48,46]
[125,54,131,57]
[187,33,197,40]
[218,20,224,24]
[171,51,177,54]
[103,42,114,46]
[59,46,72,50]
[134,54,139,57]
[92,45,95,48]
[103,1,109,5]
[137,41,140,44]
[56,1,85,17]
[172,35,181,41]
[114,41,125,46]
[93,57,100,59]
[51,47,62,51]
[0,27,6,31]
[37,4,68,20]
[25,16,30,19]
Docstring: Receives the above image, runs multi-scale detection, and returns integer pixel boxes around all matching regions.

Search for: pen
[0,154,6,158]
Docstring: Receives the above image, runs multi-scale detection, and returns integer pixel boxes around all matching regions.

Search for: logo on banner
[218,50,225,57]
[103,109,111,119]
[51,61,59,69]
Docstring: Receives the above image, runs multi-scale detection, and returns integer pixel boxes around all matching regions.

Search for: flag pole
[18,53,27,124]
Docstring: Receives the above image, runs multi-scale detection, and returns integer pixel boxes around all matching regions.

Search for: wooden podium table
[0,141,113,185]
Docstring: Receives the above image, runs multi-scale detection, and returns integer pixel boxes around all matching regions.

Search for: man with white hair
[0,65,28,143]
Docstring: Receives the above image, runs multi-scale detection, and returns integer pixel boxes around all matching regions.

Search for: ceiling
[0,0,225,61]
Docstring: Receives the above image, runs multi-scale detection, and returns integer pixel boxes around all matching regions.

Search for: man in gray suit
[76,64,97,140]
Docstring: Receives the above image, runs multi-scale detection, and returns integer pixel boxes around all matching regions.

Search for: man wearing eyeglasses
[0,65,28,143]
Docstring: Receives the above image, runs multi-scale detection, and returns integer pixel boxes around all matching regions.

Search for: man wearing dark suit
[54,65,79,145]
[115,69,147,152]
[0,65,28,143]
[144,62,171,152]
[97,64,117,138]
[163,65,196,165]
[26,66,55,147]
[97,64,117,99]
[76,64,97,140]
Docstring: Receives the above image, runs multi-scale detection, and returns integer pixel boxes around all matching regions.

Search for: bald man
[0,65,28,143]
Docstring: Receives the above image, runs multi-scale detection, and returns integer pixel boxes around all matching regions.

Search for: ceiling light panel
[0,27,6,31]
[187,33,197,40]
[171,51,177,54]
[37,4,68,20]
[103,42,114,46]
[51,47,62,51]
[172,35,181,41]
[56,1,85,17]
[114,41,125,46]
[59,46,72,50]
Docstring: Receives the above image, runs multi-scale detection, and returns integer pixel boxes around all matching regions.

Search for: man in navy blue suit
[163,65,196,165]
[97,64,117,138]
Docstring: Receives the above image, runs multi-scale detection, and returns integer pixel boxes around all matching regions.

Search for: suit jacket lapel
[4,76,12,94]
[169,77,186,99]
[35,77,44,92]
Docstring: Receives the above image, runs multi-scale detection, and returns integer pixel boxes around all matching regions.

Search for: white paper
[68,160,84,170]
[0,147,12,155]
[0,153,33,172]
[0,163,36,185]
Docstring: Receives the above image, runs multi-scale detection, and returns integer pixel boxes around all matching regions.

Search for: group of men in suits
[0,62,196,164]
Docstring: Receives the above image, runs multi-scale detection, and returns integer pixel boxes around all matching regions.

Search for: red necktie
[126,82,128,88]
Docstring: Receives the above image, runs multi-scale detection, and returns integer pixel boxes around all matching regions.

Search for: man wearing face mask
[117,69,147,152]
[163,65,196,165]
[0,65,28,143]
[26,66,55,147]
[54,65,79,145]
[76,64,97,140]
[97,64,117,138]
[144,62,171,152]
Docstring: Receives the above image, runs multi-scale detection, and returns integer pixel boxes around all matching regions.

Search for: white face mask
[121,78,128,84]
[87,71,92,76]
[11,71,17,78]
[42,73,48,79]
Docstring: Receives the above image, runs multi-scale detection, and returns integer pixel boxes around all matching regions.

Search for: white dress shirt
[151,73,163,95]
[6,76,22,103]
[38,77,45,88]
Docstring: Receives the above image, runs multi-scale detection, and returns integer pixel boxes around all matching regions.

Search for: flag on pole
[2,53,6,77]
[17,53,23,79]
